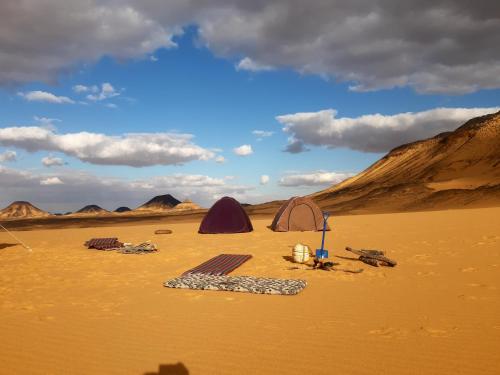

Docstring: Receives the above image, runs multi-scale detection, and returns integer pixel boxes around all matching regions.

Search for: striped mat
[183,254,252,276]
[85,238,123,250]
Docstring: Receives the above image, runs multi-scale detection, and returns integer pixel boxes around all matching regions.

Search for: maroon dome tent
[198,196,253,234]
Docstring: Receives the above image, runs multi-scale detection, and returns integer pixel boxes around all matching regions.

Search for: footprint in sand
[419,326,453,338]
[21,304,35,311]
[417,271,436,277]
[37,314,55,322]
[408,254,437,266]
[460,267,476,272]
[369,327,407,338]
[458,294,478,300]
[467,283,487,288]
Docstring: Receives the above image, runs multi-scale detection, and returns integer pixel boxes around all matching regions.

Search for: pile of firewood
[345,246,397,267]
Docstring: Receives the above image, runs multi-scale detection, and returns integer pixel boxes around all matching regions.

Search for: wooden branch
[345,246,397,267]
[359,256,379,267]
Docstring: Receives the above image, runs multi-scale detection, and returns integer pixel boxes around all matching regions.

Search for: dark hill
[135,194,181,211]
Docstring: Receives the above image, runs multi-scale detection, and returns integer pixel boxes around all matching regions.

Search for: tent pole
[0,223,32,252]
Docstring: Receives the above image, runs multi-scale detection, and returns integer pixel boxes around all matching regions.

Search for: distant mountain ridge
[115,206,131,213]
[135,194,181,211]
[310,110,500,213]
[0,201,50,219]
[173,199,202,211]
[76,205,109,214]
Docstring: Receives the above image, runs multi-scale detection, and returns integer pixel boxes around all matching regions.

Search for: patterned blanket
[117,242,158,254]
[164,274,306,295]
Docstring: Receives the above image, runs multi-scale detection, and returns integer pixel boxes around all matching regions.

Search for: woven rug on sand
[182,254,252,276]
[164,274,306,295]
[85,238,123,250]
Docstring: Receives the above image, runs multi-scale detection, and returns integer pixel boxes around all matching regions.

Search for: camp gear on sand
[271,196,329,232]
[313,260,338,269]
[183,254,252,276]
[345,246,397,267]
[315,212,330,259]
[292,243,310,263]
[288,260,363,274]
[154,229,172,234]
[165,274,307,295]
[198,196,253,234]
[84,238,157,254]
[118,242,158,254]
[85,237,123,250]
[0,223,32,251]
[311,259,363,273]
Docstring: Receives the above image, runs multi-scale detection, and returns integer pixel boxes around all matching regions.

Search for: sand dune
[0,207,499,375]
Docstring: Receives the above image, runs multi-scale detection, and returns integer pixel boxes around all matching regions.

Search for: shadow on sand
[0,243,18,250]
[335,255,361,262]
[144,362,189,375]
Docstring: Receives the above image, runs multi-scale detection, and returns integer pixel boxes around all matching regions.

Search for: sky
[0,0,499,212]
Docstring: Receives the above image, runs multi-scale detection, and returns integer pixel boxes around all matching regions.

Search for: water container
[293,243,310,263]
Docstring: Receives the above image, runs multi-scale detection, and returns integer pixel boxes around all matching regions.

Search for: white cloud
[236,57,274,72]
[18,91,74,104]
[279,171,353,187]
[86,83,120,101]
[137,174,225,188]
[196,2,500,94]
[73,84,98,93]
[215,155,226,163]
[0,2,499,93]
[0,2,178,86]
[42,155,65,167]
[252,130,274,140]
[34,116,61,126]
[150,55,159,62]
[0,127,215,167]
[260,175,270,185]
[104,103,118,109]
[40,176,64,185]
[0,166,255,212]
[0,150,17,163]
[233,144,253,156]
[278,107,500,153]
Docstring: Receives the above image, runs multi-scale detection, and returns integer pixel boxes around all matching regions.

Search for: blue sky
[1,3,499,212]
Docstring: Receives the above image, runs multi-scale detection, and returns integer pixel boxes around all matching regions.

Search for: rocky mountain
[172,199,202,211]
[0,201,51,219]
[135,194,181,211]
[75,204,109,215]
[114,206,131,213]
[311,111,500,213]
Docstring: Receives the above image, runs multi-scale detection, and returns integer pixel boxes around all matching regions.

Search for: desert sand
[1,207,499,375]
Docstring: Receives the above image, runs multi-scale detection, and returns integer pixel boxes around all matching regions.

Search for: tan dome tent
[271,197,330,232]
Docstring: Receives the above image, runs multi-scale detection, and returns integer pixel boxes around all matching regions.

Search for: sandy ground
[1,207,499,375]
